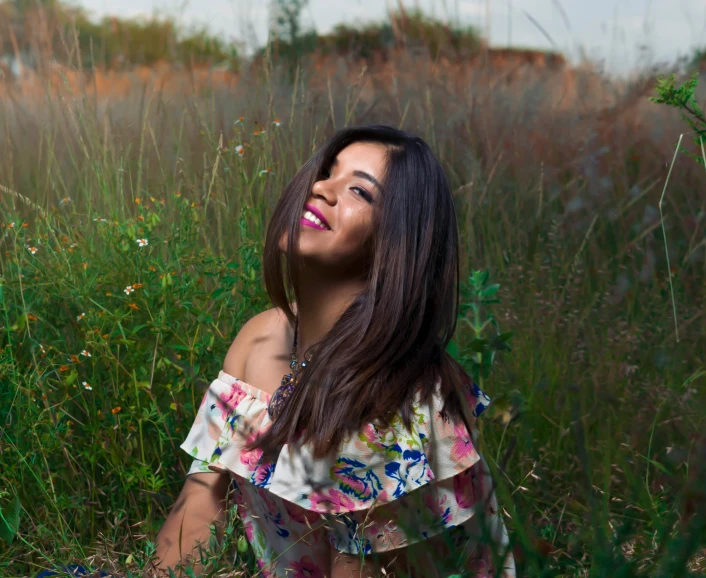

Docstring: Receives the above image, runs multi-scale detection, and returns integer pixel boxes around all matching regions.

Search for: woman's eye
[351,187,372,202]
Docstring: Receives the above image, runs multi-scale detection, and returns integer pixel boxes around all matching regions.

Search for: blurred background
[2,0,706,80]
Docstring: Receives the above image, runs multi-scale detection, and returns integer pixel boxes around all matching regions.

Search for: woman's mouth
[301,209,331,231]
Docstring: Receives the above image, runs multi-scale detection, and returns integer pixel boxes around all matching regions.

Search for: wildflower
[80,350,91,357]
[128,303,139,310]
[253,130,259,136]
[136,238,148,247]
[150,196,156,203]
[7,222,14,228]
[26,246,38,255]
[235,145,244,157]
[234,116,245,125]
[70,243,78,248]
[59,197,72,205]
[133,283,144,289]
[175,191,181,197]
[69,355,80,363]
[92,217,108,223]
[22,223,28,228]
[76,312,86,321]
[259,168,273,176]
[135,198,141,204]
[40,344,46,354]
[82,382,92,391]
[149,265,157,272]
[111,406,122,414]
[124,285,134,295]
[27,314,37,321]
[273,119,281,127]
[59,365,69,372]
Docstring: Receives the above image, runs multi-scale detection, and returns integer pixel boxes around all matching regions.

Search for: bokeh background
[1,1,705,576]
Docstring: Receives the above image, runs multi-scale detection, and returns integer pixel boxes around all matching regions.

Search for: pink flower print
[291,555,325,578]
[256,558,277,578]
[423,489,453,525]
[216,383,247,421]
[250,461,275,487]
[309,489,357,513]
[239,446,263,470]
[354,423,386,453]
[240,431,263,470]
[242,519,255,542]
[453,469,477,509]
[450,422,477,464]
[284,499,316,525]
[360,423,377,443]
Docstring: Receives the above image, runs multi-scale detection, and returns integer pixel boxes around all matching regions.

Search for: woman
[149,125,516,577]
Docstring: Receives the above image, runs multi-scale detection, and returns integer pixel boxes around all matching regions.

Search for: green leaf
[197,312,214,324]
[468,338,488,353]
[481,298,500,305]
[0,495,21,546]
[64,369,78,386]
[446,339,459,360]
[211,287,230,300]
[237,535,248,553]
[170,344,193,352]
[481,283,500,298]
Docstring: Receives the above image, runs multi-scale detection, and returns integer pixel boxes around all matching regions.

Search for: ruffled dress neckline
[180,369,493,514]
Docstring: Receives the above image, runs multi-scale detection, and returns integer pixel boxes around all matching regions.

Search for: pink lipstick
[305,204,331,229]
[300,217,328,230]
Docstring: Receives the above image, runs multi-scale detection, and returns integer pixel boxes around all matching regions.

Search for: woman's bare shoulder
[222,305,294,377]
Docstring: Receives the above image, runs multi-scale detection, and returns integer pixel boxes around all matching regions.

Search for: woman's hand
[145,472,232,577]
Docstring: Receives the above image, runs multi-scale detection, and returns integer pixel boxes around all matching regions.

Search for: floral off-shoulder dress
[180,370,516,577]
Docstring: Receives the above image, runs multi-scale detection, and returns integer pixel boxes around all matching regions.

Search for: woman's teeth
[303,210,328,229]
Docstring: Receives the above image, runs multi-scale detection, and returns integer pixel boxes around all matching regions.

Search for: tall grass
[0,24,705,578]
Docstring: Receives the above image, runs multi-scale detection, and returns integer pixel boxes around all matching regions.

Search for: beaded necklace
[267,317,307,419]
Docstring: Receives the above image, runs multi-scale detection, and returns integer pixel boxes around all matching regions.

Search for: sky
[65,0,705,77]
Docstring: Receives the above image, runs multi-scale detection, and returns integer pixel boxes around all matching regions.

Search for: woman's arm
[144,472,232,577]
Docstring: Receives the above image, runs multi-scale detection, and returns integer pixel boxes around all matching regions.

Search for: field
[1,37,706,577]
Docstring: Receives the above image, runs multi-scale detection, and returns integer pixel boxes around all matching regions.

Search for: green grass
[0,38,705,578]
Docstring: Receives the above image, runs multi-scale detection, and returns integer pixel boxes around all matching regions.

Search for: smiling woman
[151,125,515,578]
[279,141,386,277]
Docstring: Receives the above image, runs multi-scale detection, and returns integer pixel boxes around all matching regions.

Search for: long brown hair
[247,124,476,459]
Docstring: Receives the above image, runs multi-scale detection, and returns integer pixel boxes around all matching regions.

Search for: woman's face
[279,141,387,272]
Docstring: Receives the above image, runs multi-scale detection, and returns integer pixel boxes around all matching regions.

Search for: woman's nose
[312,178,335,202]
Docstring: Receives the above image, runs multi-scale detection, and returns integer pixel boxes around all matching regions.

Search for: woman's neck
[290,265,367,360]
